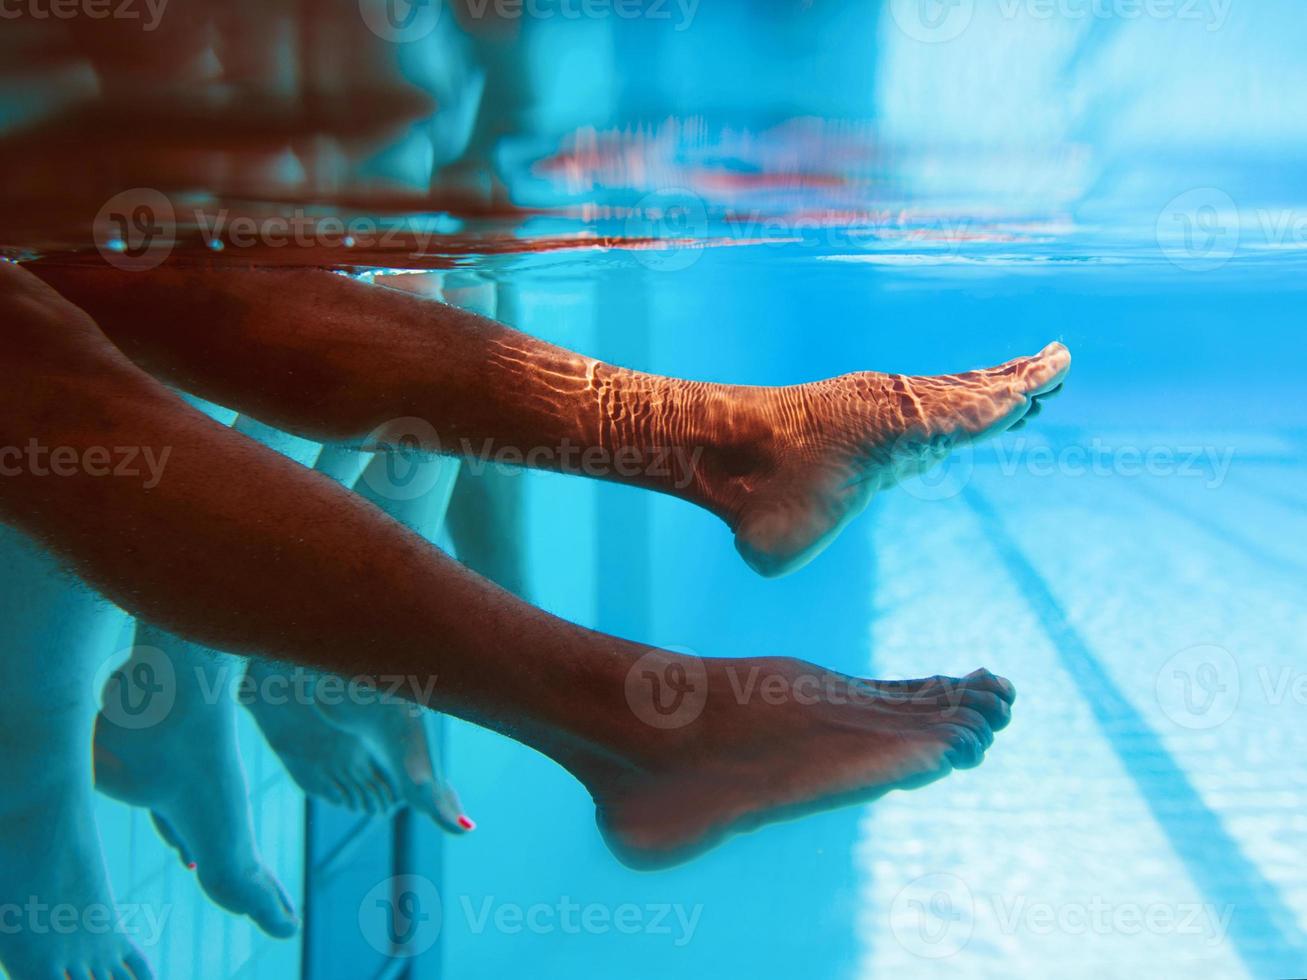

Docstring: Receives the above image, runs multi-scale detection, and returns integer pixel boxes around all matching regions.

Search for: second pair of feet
[93,659,471,940]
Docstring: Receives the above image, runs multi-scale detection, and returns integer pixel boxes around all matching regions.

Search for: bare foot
[318,696,473,835]
[578,656,1014,870]
[0,775,156,980]
[241,659,399,814]
[0,526,156,980]
[722,343,1071,576]
[94,645,300,939]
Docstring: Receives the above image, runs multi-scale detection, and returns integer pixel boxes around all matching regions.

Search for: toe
[972,343,1070,418]
[365,776,394,816]
[1019,341,1072,394]
[406,778,468,834]
[958,689,1013,731]
[937,723,987,769]
[247,869,300,939]
[202,865,300,939]
[370,764,398,809]
[354,778,379,814]
[944,706,994,751]
[433,789,473,835]
[965,668,1016,704]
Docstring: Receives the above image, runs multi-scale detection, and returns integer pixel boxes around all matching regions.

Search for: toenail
[457,815,476,831]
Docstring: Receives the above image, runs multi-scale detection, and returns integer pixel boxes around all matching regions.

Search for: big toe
[965,667,1016,703]
[413,783,474,835]
[201,864,300,938]
[960,342,1072,435]
[999,341,1071,395]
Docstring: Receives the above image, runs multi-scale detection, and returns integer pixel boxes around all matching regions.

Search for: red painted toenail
[187,862,197,870]
[457,815,476,831]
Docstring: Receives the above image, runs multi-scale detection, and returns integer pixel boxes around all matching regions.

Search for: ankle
[650,380,778,522]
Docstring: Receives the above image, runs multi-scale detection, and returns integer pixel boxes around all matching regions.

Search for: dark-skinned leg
[1,262,1013,869]
[31,262,1069,577]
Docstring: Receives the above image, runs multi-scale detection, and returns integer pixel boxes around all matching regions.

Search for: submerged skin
[93,627,301,939]
[0,261,1062,869]
[0,525,155,980]
[223,411,473,832]
[32,262,1069,577]
[312,445,473,833]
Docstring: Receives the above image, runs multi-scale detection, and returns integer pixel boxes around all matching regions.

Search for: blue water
[80,201,1307,980]
[421,247,1306,980]
[13,1,1307,977]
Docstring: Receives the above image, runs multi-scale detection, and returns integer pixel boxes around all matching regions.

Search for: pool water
[71,143,1307,980]
[426,241,1307,980]
[8,2,1307,977]
[80,231,1307,979]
